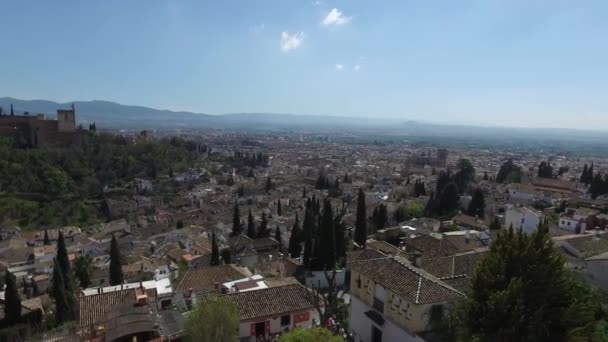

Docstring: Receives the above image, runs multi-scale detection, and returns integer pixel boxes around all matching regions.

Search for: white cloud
[280,31,304,52]
[354,64,361,71]
[335,64,344,70]
[312,0,322,6]
[322,8,351,26]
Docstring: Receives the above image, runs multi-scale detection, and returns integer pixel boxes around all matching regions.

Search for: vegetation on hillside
[0,135,201,228]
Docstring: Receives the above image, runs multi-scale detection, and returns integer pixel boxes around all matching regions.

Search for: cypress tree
[10,104,14,116]
[580,164,588,184]
[176,220,184,229]
[265,176,272,193]
[43,228,51,246]
[483,171,489,181]
[3,271,22,325]
[56,231,73,293]
[354,188,367,248]
[490,216,502,230]
[231,202,241,236]
[257,212,268,238]
[288,213,302,258]
[210,231,220,266]
[246,209,256,239]
[302,205,315,268]
[109,234,123,286]
[51,258,72,324]
[467,188,486,218]
[317,199,336,270]
[274,226,282,252]
[221,248,231,265]
[439,182,461,215]
[277,200,282,217]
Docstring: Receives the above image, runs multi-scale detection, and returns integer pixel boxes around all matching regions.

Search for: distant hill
[0,97,383,130]
[0,97,606,145]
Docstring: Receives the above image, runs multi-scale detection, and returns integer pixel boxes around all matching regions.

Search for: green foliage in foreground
[0,135,199,228]
[278,328,343,342]
[184,297,238,342]
[455,223,608,342]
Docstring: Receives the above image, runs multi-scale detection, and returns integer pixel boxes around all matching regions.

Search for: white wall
[237,309,319,339]
[350,295,425,342]
[505,208,542,234]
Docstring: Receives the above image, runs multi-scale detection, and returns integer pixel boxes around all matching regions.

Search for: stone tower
[57,104,76,132]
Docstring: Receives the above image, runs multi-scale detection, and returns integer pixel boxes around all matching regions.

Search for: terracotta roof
[352,256,464,305]
[367,240,404,256]
[78,288,157,327]
[440,275,471,294]
[264,277,301,288]
[451,214,489,231]
[421,249,489,279]
[209,284,315,321]
[402,235,459,259]
[442,235,487,252]
[174,265,250,294]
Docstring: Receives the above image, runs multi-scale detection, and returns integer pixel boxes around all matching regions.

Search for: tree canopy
[109,234,123,286]
[278,328,343,342]
[457,223,603,341]
[184,297,238,342]
[354,188,367,248]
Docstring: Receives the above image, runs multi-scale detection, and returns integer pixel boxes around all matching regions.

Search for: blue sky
[1,0,607,129]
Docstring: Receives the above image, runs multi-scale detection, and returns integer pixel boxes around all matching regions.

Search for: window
[521,218,525,224]
[356,276,361,289]
[281,315,291,326]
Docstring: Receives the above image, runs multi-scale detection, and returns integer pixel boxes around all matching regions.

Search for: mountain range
[0,97,606,145]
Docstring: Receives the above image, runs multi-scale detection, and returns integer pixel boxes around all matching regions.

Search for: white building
[201,283,319,341]
[350,255,463,342]
[505,206,544,234]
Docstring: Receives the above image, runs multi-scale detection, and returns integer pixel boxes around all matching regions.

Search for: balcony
[373,297,384,313]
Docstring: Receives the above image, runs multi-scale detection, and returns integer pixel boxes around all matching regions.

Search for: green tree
[458,224,596,341]
[221,248,231,265]
[231,202,241,236]
[74,254,95,289]
[490,216,502,230]
[56,231,74,293]
[454,158,475,193]
[274,225,282,252]
[2,271,22,326]
[176,220,184,229]
[109,234,123,286]
[43,229,51,245]
[266,176,272,193]
[288,213,302,258]
[210,231,220,266]
[278,328,343,342]
[277,200,282,216]
[467,188,486,218]
[184,297,238,342]
[51,258,74,324]
[354,188,367,248]
[318,199,336,270]
[439,182,460,215]
[372,204,388,231]
[257,212,269,238]
[496,159,522,184]
[538,161,554,178]
[406,201,424,219]
[246,209,256,239]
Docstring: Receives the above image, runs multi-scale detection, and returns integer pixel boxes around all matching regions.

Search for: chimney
[465,229,471,243]
[135,287,148,306]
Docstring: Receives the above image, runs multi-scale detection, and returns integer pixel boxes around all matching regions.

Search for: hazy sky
[1,1,607,129]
